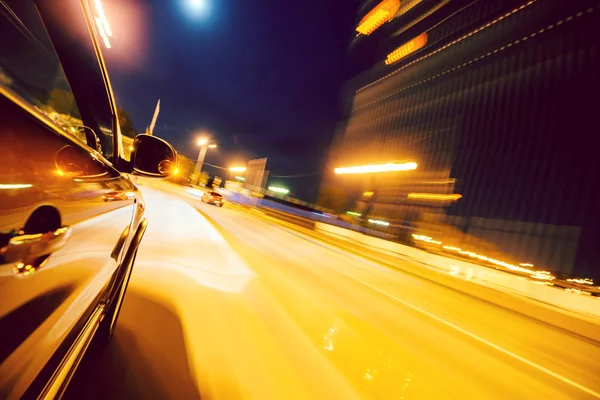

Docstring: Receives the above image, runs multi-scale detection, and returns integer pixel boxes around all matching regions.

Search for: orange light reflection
[385,33,428,65]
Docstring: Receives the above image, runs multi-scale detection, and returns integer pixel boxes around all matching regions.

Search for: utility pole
[192,140,209,186]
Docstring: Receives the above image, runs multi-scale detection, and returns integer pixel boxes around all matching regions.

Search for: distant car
[202,191,224,207]
[0,0,177,398]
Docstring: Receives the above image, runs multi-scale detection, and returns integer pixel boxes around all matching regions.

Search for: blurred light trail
[363,191,374,197]
[94,0,112,36]
[567,278,594,285]
[230,167,247,172]
[269,186,289,194]
[368,218,390,226]
[208,144,217,149]
[0,183,32,190]
[417,235,546,276]
[407,193,462,201]
[93,0,112,49]
[385,33,428,65]
[335,162,417,175]
[94,17,111,49]
[531,271,556,281]
[346,211,362,217]
[235,176,245,181]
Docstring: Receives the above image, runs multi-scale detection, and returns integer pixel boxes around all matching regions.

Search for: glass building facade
[320,0,600,279]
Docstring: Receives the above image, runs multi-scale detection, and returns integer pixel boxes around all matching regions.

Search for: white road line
[239,213,600,398]
[343,273,600,398]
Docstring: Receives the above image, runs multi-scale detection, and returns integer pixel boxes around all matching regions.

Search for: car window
[211,192,222,197]
[0,0,114,158]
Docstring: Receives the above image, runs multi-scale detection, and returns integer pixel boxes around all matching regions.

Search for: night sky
[102,0,361,200]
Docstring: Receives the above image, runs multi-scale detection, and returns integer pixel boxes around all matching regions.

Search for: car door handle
[0,226,71,268]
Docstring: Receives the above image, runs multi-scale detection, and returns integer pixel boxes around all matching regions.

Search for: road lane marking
[235,215,600,398]
[341,274,600,398]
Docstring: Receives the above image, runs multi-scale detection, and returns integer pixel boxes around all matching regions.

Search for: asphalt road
[65,186,600,400]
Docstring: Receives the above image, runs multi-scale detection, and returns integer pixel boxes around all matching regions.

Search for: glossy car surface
[202,191,224,207]
[0,0,175,398]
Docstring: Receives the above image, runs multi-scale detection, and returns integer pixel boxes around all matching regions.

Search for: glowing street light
[182,0,210,20]
[229,166,247,172]
[197,139,208,146]
[334,161,417,175]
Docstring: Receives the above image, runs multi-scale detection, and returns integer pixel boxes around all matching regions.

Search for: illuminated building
[320,0,600,278]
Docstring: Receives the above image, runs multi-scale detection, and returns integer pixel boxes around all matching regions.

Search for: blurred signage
[244,158,268,192]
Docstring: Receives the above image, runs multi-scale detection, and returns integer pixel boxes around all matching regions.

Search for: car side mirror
[131,134,177,177]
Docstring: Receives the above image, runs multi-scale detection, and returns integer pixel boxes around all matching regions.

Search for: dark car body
[0,0,175,398]
[202,191,224,207]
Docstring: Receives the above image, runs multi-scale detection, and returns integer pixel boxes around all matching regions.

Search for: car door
[0,2,138,398]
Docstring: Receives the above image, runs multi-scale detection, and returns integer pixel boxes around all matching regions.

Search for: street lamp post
[192,139,216,186]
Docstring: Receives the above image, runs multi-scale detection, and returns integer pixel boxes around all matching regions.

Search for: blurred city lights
[567,277,594,285]
[407,193,462,201]
[230,167,247,172]
[335,162,417,174]
[198,139,208,146]
[414,234,552,276]
[531,271,555,281]
[385,33,428,65]
[519,263,534,267]
[356,0,400,35]
[208,144,217,149]
[363,191,375,197]
[346,211,362,217]
[235,176,245,181]
[269,186,289,194]
[0,183,32,190]
[368,218,390,226]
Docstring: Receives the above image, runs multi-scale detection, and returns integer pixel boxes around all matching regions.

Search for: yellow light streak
[407,193,462,201]
[335,162,417,175]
